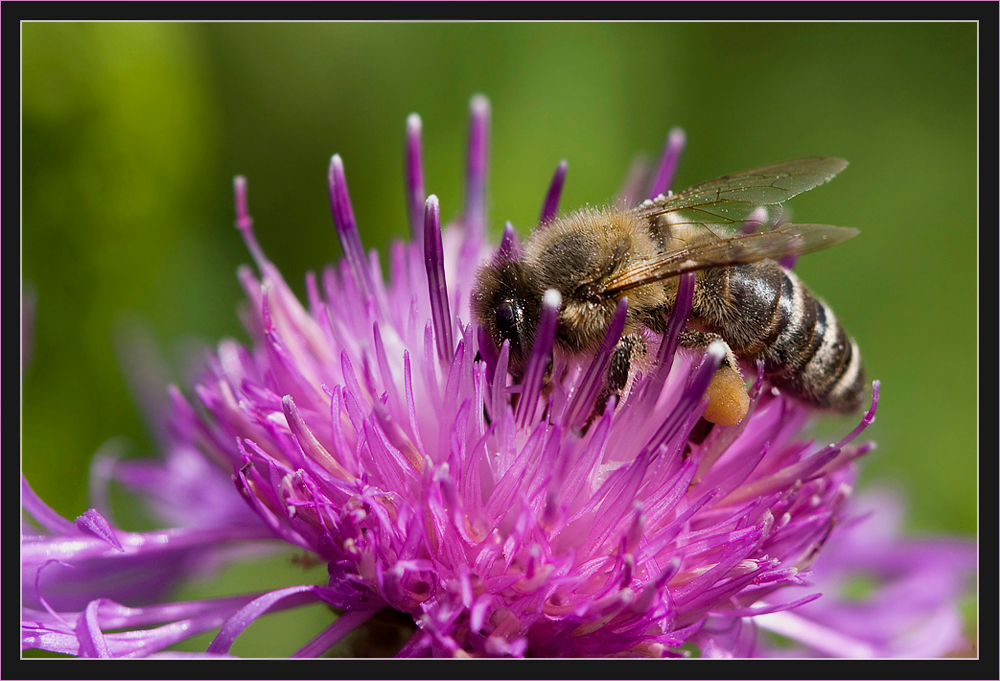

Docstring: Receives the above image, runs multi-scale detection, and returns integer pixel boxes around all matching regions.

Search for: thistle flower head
[22,97,974,659]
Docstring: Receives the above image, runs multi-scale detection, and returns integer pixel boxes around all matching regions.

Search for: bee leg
[679,330,749,426]
[687,416,716,444]
[608,333,644,393]
[587,334,645,425]
[682,414,717,459]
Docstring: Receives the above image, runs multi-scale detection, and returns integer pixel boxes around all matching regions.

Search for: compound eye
[495,299,524,354]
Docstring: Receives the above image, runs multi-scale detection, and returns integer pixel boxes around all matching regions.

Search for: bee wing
[599,223,859,295]
[638,157,848,226]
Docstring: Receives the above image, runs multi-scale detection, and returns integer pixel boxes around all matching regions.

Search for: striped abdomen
[693,261,864,412]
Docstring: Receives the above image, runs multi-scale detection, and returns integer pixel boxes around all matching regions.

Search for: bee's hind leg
[679,329,750,427]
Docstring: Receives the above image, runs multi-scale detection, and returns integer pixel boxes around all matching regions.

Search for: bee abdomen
[699,263,865,412]
[783,290,865,412]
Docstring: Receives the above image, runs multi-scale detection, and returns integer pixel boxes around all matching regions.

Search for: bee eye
[495,299,524,355]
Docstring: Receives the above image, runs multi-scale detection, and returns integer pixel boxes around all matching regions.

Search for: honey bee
[472,157,865,426]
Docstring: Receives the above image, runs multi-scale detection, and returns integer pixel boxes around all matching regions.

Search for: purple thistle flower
[21,97,975,658]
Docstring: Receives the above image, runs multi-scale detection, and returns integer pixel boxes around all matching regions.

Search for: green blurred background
[22,23,977,655]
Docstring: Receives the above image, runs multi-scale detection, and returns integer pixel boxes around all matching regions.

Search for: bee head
[471,259,540,373]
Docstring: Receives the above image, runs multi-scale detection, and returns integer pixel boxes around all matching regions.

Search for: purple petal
[423,195,454,363]
[405,113,426,240]
[328,154,374,300]
[538,160,567,226]
[648,127,686,199]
